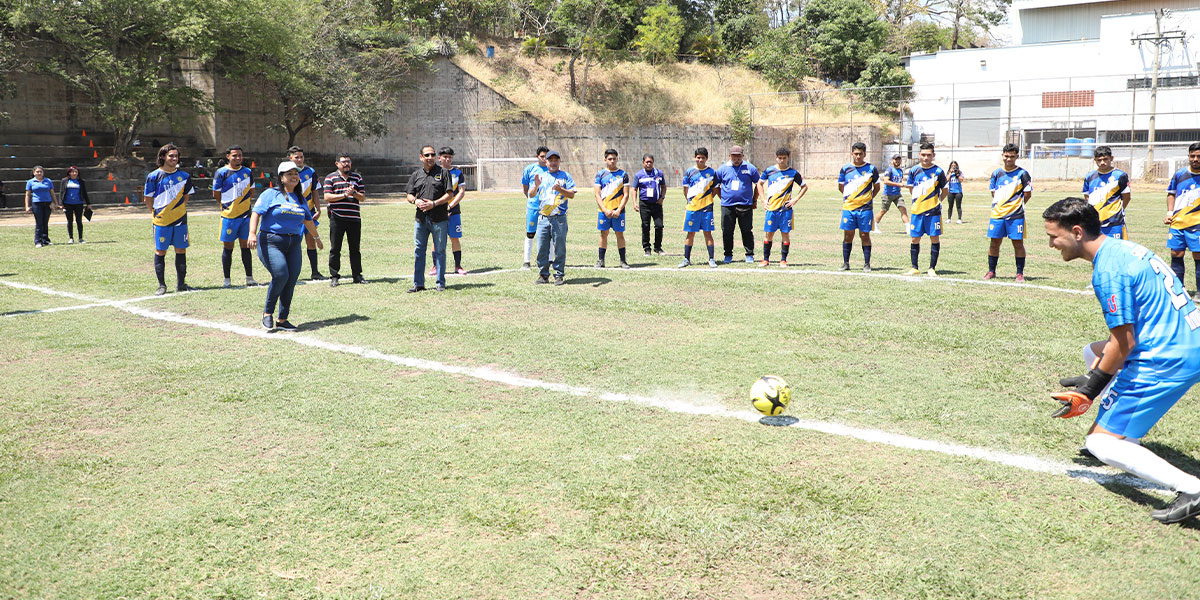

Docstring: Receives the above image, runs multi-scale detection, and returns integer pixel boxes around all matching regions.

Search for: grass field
[3,181,1200,599]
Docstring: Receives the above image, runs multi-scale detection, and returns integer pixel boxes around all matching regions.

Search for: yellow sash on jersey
[685,176,716,211]
[599,177,625,211]
[766,177,794,211]
[842,172,874,210]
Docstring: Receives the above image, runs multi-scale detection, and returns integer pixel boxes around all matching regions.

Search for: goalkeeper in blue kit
[1043,197,1200,524]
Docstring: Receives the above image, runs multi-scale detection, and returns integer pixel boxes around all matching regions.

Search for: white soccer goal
[475,157,596,193]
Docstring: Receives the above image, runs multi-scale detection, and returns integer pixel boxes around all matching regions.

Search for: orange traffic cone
[82,129,87,137]
[112,184,118,192]
[107,173,114,181]
[93,150,98,158]
[89,139,94,148]
[251,161,256,168]
[124,196,130,205]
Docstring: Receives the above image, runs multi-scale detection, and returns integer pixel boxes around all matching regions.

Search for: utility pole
[1131,9,1185,180]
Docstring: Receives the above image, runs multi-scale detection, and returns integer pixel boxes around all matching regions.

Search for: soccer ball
[750,375,791,416]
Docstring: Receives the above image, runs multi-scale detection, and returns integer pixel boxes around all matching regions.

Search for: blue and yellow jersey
[1082,169,1130,227]
[594,168,629,212]
[298,165,321,212]
[537,169,575,217]
[988,167,1032,220]
[762,166,803,211]
[448,167,464,215]
[907,165,947,216]
[1167,168,1200,231]
[522,163,546,209]
[144,168,194,227]
[838,163,878,211]
[682,167,718,212]
[1092,238,1200,380]
[213,166,253,219]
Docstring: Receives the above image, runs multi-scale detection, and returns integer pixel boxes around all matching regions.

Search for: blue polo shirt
[26,178,54,203]
[253,188,312,235]
[884,166,903,196]
[716,161,759,207]
[634,168,666,203]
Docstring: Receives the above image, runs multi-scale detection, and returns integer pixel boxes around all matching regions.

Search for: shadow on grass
[298,313,369,332]
[447,282,495,291]
[565,277,610,287]
[0,273,14,277]
[466,266,505,274]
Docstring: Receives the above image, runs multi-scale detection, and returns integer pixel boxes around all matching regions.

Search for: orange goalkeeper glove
[1050,367,1114,419]
[1050,391,1093,419]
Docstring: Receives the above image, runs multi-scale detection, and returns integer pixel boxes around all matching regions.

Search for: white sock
[1086,434,1200,494]
[524,237,533,263]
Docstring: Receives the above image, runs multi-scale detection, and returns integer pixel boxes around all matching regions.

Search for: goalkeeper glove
[1051,368,1115,419]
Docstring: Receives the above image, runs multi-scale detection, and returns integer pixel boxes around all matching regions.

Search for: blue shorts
[449,213,463,239]
[1101,224,1125,239]
[987,217,1025,240]
[154,223,189,251]
[839,209,874,232]
[684,210,714,232]
[1096,373,1200,439]
[909,213,942,238]
[526,206,539,235]
[598,211,626,232]
[764,208,794,233]
[1167,227,1200,252]
[219,215,250,242]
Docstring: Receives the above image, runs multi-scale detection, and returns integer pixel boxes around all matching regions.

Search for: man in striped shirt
[323,154,366,286]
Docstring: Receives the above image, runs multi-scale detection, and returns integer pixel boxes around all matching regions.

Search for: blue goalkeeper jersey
[522,163,547,210]
[1092,237,1200,381]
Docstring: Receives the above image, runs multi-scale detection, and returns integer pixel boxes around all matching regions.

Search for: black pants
[639,200,664,252]
[947,193,963,219]
[328,216,362,278]
[721,205,754,258]
[31,202,51,245]
[64,204,84,239]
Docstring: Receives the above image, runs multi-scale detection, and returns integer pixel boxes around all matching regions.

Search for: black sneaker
[522,262,531,269]
[353,276,367,284]
[311,272,328,281]
[1151,490,1200,524]
[407,285,425,293]
[155,285,167,296]
[275,319,297,332]
[643,249,651,257]
[330,277,340,287]
[553,276,565,286]
[262,315,275,330]
[176,284,194,293]
[534,275,549,284]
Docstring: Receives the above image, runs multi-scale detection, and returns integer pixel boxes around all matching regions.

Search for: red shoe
[1015,273,1026,283]
[757,260,770,267]
[455,266,467,275]
[983,271,996,280]
[780,260,788,267]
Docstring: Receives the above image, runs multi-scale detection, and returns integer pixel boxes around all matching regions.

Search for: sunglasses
[423,153,435,157]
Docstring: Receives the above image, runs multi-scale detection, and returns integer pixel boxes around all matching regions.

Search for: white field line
[0,278,1161,493]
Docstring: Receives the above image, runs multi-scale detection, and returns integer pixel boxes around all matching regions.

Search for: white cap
[277,160,300,174]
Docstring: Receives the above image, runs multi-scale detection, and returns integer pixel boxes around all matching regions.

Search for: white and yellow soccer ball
[750,375,791,416]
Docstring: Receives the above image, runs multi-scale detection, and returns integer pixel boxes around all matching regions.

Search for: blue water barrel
[486,46,495,58]
[1065,137,1081,157]
[1080,137,1096,158]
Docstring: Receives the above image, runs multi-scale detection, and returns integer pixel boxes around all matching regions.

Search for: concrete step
[0,133,117,146]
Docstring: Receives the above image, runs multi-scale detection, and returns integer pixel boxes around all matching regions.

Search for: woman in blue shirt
[946,160,964,224]
[24,166,60,247]
[60,166,92,243]
[248,161,322,331]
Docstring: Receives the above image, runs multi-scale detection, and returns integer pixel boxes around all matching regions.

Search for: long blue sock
[599,247,606,261]
[863,245,871,265]
[618,247,626,262]
[910,244,920,269]
[843,242,852,264]
[988,254,998,273]
[930,243,940,269]
[1172,256,1185,283]
[1016,256,1025,275]
[684,245,692,260]
[707,244,714,260]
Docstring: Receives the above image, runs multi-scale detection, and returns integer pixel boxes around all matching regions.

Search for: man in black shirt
[406,145,452,292]
[323,154,367,286]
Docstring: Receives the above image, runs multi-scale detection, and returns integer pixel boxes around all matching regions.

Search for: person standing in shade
[876,154,910,233]
[248,161,322,332]
[905,142,948,277]
[837,142,880,272]
[288,146,327,280]
[985,144,1033,282]
[1082,145,1132,241]
[520,146,550,268]
[432,147,468,275]
[1164,142,1200,301]
[716,145,760,264]
[533,150,576,285]
[633,154,667,256]
[24,166,59,247]
[143,144,195,295]
[323,155,366,287]
[678,147,719,268]
[60,166,90,243]
[594,148,631,269]
[946,161,965,224]
[212,146,258,288]
[406,145,452,293]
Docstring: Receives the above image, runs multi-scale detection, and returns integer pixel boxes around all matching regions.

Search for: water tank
[1080,137,1096,158]
[486,46,495,58]
[1065,137,1081,157]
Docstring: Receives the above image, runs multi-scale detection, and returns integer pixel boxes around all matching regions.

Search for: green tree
[851,52,913,114]
[633,2,686,64]
[689,33,726,64]
[915,0,1006,48]
[797,0,889,81]
[718,13,768,54]
[744,22,810,90]
[902,20,952,52]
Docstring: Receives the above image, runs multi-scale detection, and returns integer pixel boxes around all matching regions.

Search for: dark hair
[1093,145,1112,158]
[439,146,454,156]
[776,147,791,157]
[337,154,352,162]
[420,145,435,155]
[1042,197,1101,238]
[1002,143,1019,154]
[66,165,79,176]
[604,148,618,158]
[536,146,550,156]
[919,142,935,152]
[695,147,709,158]
[851,142,866,152]
[948,160,960,172]
[225,145,242,155]
[1189,142,1200,153]
[642,154,654,161]
[287,145,304,156]
[157,143,179,167]
[32,165,44,174]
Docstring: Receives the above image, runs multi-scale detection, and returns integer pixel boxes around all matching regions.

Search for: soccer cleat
[927,268,938,277]
[758,259,769,267]
[310,272,328,281]
[677,259,690,268]
[223,278,233,289]
[521,262,531,269]
[534,275,549,284]
[1015,273,1026,283]
[406,285,425,293]
[155,285,167,296]
[708,259,718,268]
[246,277,258,287]
[780,260,788,267]
[455,266,467,275]
[1151,491,1200,524]
[594,259,605,268]
[905,267,920,276]
[275,319,297,332]
[553,276,565,286]
[620,261,631,269]
[262,315,275,330]
[839,263,850,271]
[983,271,996,280]
[745,255,755,264]
[863,264,871,273]
[329,277,340,287]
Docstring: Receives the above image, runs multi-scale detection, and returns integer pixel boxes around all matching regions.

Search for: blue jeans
[258,232,303,320]
[536,214,568,278]
[413,217,448,287]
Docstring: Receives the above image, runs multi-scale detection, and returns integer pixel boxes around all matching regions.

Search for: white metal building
[902,0,1199,178]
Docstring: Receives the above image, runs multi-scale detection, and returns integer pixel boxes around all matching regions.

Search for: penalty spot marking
[0,278,1160,493]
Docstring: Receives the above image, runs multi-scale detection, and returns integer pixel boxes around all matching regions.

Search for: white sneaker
[956,219,962,224]
[67,239,75,244]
